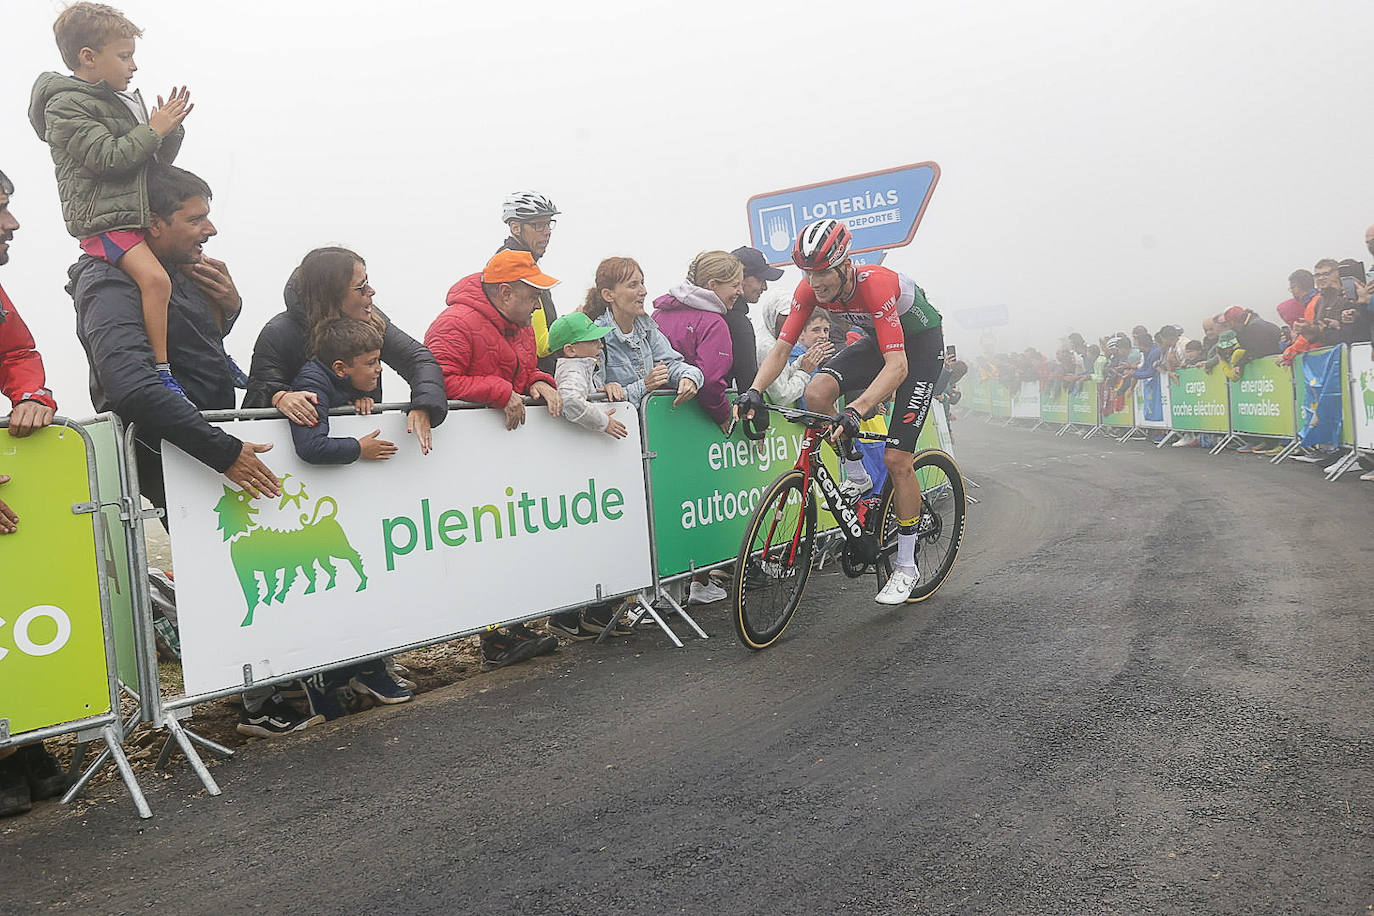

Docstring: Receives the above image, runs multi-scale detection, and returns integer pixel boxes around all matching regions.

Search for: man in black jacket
[726,246,783,395]
[69,165,280,508]
[1221,306,1282,360]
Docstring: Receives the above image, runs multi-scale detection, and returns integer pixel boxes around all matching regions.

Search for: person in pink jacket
[651,250,743,434]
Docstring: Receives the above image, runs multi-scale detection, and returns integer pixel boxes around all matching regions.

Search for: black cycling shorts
[815,325,944,453]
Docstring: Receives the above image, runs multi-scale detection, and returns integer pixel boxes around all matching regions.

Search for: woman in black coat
[244,246,447,451]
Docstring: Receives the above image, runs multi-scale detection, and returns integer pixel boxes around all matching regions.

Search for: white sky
[3,0,1371,413]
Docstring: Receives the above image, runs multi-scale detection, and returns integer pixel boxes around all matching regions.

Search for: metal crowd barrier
[0,414,150,818]
[963,344,1373,478]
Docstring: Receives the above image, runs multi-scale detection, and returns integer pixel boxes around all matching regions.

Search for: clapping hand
[149,86,193,137]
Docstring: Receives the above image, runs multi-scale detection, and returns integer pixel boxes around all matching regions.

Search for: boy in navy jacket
[285,317,411,709]
[290,318,398,464]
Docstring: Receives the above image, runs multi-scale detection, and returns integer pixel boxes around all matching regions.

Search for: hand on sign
[407,408,432,455]
[502,392,526,430]
[224,442,281,498]
[6,400,55,437]
[358,429,398,460]
[0,475,17,534]
[604,407,628,439]
[673,377,698,407]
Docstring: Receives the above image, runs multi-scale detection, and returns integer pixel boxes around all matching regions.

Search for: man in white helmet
[498,191,561,375]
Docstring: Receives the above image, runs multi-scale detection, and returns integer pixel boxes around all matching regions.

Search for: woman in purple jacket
[652,250,743,434]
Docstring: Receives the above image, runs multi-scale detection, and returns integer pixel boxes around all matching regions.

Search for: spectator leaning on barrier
[543,311,637,641]
[652,250,743,435]
[425,249,562,669]
[1223,306,1282,363]
[281,316,418,710]
[583,256,704,405]
[0,167,71,819]
[723,246,783,396]
[243,246,445,454]
[70,164,280,508]
[498,190,561,376]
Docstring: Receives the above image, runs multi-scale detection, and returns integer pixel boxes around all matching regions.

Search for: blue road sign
[747,162,939,267]
[848,251,887,267]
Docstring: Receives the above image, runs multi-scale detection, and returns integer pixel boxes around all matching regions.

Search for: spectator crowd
[971,241,1374,467]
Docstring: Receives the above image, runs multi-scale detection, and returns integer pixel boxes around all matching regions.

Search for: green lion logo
[213,482,368,627]
[1361,369,1374,423]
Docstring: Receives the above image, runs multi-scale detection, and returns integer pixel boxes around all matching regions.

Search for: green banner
[1068,380,1097,424]
[989,382,1012,418]
[1228,356,1296,438]
[967,376,991,414]
[1100,384,1134,426]
[1040,384,1069,424]
[644,395,838,578]
[0,426,111,736]
[1168,367,1230,433]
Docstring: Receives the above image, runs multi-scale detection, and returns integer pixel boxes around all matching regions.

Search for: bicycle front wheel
[876,449,966,603]
[732,469,818,650]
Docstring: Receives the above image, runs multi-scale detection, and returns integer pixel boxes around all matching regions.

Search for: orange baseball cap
[482,250,559,290]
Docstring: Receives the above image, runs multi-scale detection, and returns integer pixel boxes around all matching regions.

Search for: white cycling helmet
[502,191,560,224]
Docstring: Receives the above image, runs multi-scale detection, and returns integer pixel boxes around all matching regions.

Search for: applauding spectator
[754,297,828,407]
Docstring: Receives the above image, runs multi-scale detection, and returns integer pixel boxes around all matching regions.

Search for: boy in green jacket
[29,2,193,397]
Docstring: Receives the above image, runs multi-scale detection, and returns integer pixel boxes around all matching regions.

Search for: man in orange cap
[425,250,565,668]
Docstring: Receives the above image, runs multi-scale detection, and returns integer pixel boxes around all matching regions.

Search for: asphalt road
[5,420,1371,915]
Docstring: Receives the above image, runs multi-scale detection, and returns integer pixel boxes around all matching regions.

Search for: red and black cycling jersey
[778,264,941,355]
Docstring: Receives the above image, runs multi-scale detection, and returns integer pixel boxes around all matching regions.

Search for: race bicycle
[728,403,966,650]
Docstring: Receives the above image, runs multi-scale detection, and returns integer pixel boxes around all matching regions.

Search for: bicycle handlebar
[729,403,863,461]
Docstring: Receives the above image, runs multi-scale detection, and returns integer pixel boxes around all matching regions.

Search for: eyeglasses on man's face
[522,219,556,233]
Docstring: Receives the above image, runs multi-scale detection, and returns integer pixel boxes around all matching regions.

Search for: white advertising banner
[1132,371,1173,430]
[1011,381,1041,419]
[1351,343,1374,450]
[163,407,653,695]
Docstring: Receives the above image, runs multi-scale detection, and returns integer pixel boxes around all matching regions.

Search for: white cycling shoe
[838,471,873,501]
[875,566,919,605]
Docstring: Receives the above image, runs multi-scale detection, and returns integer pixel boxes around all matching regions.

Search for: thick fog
[2,0,1370,412]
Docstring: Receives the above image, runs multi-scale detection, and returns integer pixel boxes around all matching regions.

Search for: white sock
[843,456,870,483]
[896,532,918,571]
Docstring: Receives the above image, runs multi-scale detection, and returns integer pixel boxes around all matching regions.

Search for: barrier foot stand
[59,724,151,819]
[1155,431,1178,449]
[661,587,708,640]
[1082,424,1103,441]
[628,593,684,648]
[960,475,981,505]
[1324,450,1360,482]
[159,715,225,797]
[1209,434,1235,455]
[1270,439,1300,465]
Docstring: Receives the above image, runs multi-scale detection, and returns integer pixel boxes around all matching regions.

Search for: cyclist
[735,218,943,605]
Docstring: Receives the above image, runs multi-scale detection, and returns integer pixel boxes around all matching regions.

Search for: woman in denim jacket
[584,256,703,405]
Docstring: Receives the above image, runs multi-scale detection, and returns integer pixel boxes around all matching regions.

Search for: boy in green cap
[549,311,628,439]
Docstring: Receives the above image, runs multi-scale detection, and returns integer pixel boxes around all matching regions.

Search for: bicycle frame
[795,425,866,543]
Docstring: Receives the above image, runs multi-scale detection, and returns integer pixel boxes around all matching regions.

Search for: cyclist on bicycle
[735,217,944,605]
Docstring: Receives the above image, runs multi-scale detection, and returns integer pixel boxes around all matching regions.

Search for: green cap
[1218,330,1239,349]
[547,312,611,355]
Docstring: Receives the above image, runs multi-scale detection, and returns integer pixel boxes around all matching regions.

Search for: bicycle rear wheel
[732,469,818,650]
[875,449,966,603]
